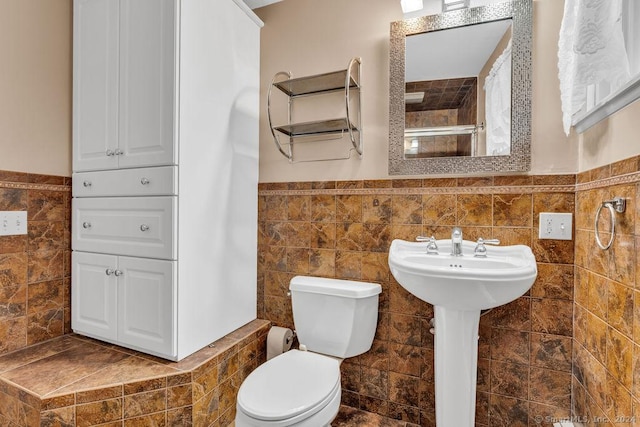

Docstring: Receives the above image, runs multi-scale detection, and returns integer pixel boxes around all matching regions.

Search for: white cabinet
[72,0,263,360]
[73,197,177,259]
[73,166,178,198]
[73,0,175,172]
[72,252,118,341]
[73,252,175,356]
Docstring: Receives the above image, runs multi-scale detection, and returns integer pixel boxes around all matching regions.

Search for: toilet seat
[236,350,341,424]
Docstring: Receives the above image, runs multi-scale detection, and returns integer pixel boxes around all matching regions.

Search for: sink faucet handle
[417,236,439,254]
[426,236,439,255]
[474,238,500,257]
[478,238,500,245]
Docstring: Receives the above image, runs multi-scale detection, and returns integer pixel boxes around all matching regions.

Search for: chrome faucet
[451,227,463,256]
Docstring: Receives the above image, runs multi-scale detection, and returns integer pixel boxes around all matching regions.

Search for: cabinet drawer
[73,166,177,197]
[73,197,177,260]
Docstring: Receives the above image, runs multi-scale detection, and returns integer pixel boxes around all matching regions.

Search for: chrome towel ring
[594,197,626,250]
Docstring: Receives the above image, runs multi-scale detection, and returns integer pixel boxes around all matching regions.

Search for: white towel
[558,0,630,136]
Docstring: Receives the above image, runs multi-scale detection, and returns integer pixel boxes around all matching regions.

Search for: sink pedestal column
[433,306,481,427]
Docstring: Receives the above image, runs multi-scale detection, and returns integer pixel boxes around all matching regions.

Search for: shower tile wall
[572,155,640,426]
[0,171,71,356]
[258,175,576,427]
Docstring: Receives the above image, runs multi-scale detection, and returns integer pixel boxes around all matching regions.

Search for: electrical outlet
[538,212,572,240]
[0,211,27,236]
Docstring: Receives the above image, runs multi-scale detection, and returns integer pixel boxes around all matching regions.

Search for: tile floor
[0,320,270,426]
[333,405,416,426]
[0,321,413,426]
[226,405,412,427]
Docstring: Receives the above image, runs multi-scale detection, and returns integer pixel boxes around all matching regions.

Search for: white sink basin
[389,237,538,426]
[388,239,537,310]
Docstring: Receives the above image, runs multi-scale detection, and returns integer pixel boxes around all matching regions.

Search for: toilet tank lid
[290,276,381,298]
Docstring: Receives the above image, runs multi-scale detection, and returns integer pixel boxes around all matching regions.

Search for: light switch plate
[538,212,572,240]
[0,211,27,236]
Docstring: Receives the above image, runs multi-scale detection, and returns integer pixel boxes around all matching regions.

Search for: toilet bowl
[235,276,382,427]
[235,350,341,426]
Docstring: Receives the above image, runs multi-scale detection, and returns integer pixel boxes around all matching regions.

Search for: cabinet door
[117,257,176,358]
[73,0,120,172]
[72,251,118,340]
[118,0,176,169]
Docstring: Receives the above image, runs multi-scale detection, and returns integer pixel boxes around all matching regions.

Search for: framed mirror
[389,0,532,175]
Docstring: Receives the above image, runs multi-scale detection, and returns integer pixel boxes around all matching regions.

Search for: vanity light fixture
[442,0,470,12]
[401,0,424,13]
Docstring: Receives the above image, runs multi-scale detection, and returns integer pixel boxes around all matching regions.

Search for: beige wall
[0,0,72,177]
[256,0,584,182]
[256,0,400,182]
[530,0,580,174]
[578,100,640,172]
[2,0,637,179]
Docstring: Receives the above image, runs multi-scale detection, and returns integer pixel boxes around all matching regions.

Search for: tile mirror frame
[388,0,533,175]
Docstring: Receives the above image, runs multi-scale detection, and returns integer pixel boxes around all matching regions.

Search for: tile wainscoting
[258,174,578,427]
[0,171,71,356]
[1,154,639,427]
[573,156,640,427]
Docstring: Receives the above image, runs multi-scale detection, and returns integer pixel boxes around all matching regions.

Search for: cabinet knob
[114,148,123,156]
[83,181,92,187]
[140,177,150,185]
[114,270,124,277]
[105,268,114,276]
[82,222,92,229]
[106,149,115,156]
[140,224,150,232]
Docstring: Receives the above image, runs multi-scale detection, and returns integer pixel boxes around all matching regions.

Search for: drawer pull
[82,222,92,229]
[140,177,150,185]
[106,149,115,156]
[105,268,114,276]
[140,224,150,232]
[114,269,124,277]
[83,181,92,187]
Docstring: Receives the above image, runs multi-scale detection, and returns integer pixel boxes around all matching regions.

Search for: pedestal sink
[388,237,537,427]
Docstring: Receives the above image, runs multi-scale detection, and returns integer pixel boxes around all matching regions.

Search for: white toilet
[235,275,382,427]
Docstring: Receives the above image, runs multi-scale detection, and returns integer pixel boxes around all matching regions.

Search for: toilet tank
[289,276,382,358]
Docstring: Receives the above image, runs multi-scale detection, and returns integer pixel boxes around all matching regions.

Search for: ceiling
[243,0,283,9]
[405,19,512,82]
[405,77,477,112]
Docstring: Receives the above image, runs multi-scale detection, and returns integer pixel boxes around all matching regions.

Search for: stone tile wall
[257,175,576,427]
[6,155,638,426]
[0,320,269,426]
[0,171,71,355]
[573,156,640,427]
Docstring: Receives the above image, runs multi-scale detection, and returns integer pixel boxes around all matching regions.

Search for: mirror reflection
[404,20,512,158]
[388,0,532,176]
